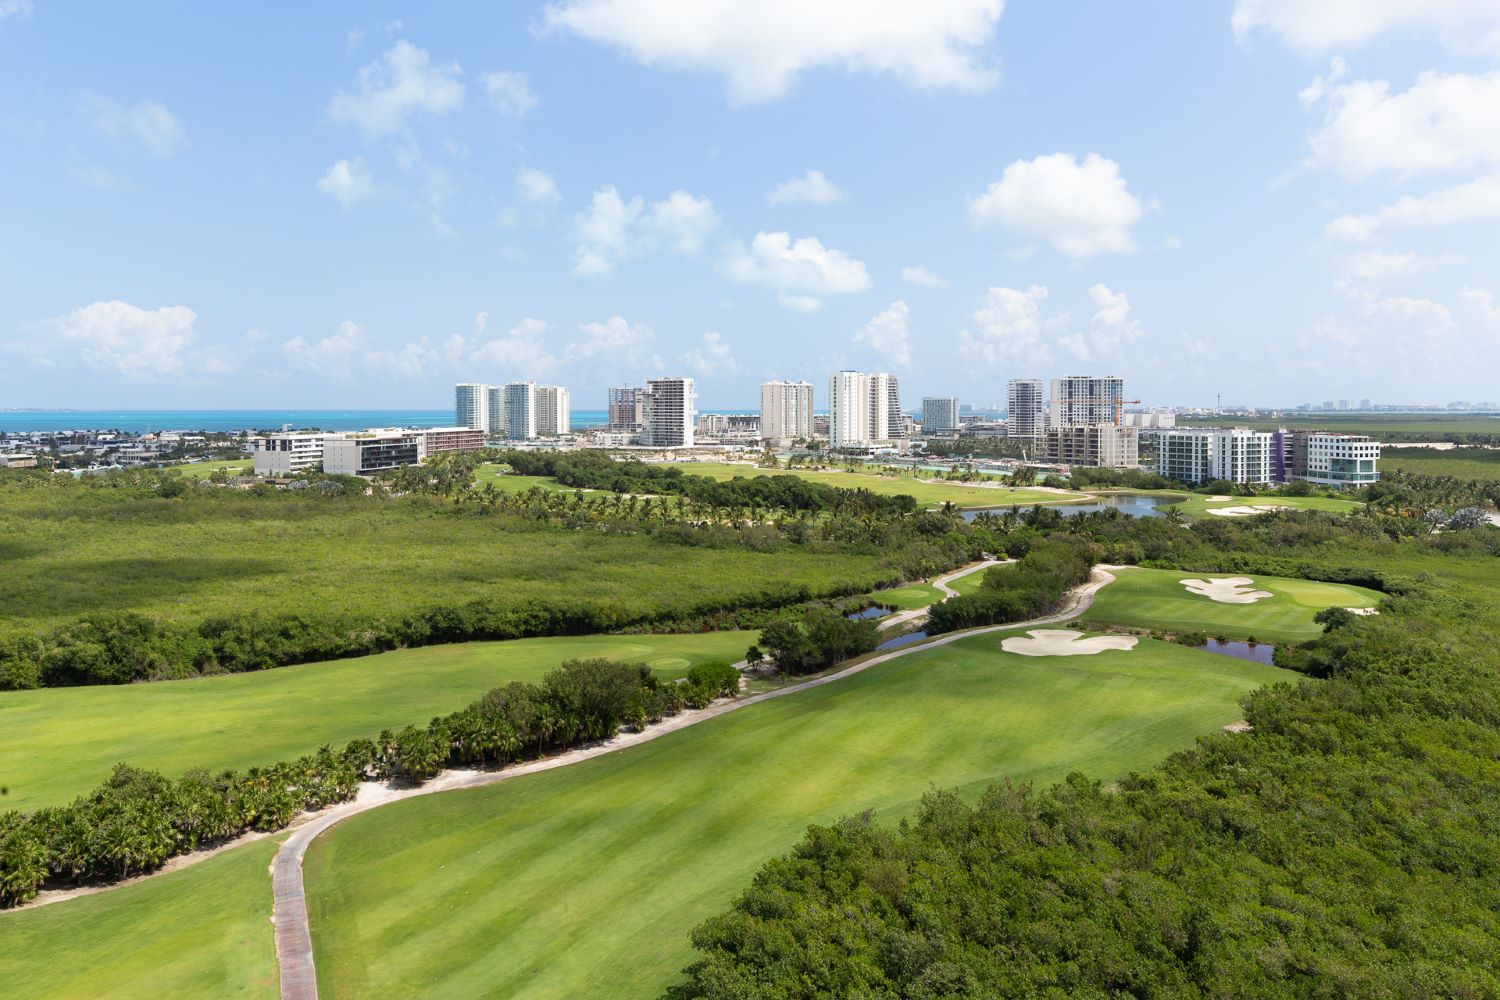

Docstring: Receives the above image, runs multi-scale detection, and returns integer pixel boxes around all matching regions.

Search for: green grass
[1085,566,1380,642]
[472,465,577,492]
[1165,493,1365,517]
[869,563,991,609]
[0,632,755,812]
[304,634,1294,1000]
[1178,414,1500,439]
[663,461,1087,508]
[0,485,886,630]
[166,458,253,479]
[1380,446,1500,481]
[0,837,279,1000]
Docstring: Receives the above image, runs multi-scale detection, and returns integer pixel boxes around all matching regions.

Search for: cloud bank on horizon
[2,0,1498,408]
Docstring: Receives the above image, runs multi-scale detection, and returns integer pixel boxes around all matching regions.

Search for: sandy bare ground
[1208,495,1234,502]
[1206,504,1291,517]
[1001,629,1138,656]
[1347,606,1380,616]
[1223,720,1254,733]
[1181,577,1273,604]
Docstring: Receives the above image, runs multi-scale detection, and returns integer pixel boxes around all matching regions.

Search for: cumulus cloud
[958,284,1049,365]
[1232,0,1500,55]
[901,264,949,288]
[1340,248,1457,279]
[81,94,188,156]
[456,316,562,376]
[853,301,912,367]
[283,321,367,379]
[41,301,198,379]
[317,158,376,208]
[968,153,1145,258]
[1058,284,1144,361]
[564,315,663,370]
[329,40,464,135]
[1325,174,1500,240]
[681,332,738,376]
[725,231,871,310]
[542,0,1004,104]
[517,166,560,203]
[0,1,34,22]
[573,186,719,275]
[1301,64,1500,180]
[482,70,538,117]
[767,168,845,204]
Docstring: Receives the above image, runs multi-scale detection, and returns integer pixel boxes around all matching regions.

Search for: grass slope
[0,838,279,1000]
[663,461,1085,508]
[1085,566,1379,642]
[304,635,1292,1000]
[0,632,754,812]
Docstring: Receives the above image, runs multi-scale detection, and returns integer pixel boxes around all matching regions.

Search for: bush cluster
[926,537,1096,634]
[757,608,882,676]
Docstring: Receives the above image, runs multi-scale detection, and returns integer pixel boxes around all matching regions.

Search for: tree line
[0,657,741,907]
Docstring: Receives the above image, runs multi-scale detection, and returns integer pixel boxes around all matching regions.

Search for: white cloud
[1059,283,1144,361]
[1340,248,1456,279]
[329,40,465,135]
[680,332,738,376]
[725,231,871,310]
[968,153,1145,258]
[543,0,1004,104]
[517,166,560,203]
[1461,288,1500,326]
[1232,0,1500,55]
[1325,174,1500,240]
[365,338,438,378]
[82,94,187,157]
[283,321,366,380]
[1302,66,1500,180]
[958,284,1049,365]
[573,186,719,274]
[853,301,912,367]
[482,70,538,117]
[459,316,562,376]
[42,301,198,379]
[317,158,376,208]
[0,1,33,23]
[901,264,949,288]
[767,168,845,204]
[564,315,663,369]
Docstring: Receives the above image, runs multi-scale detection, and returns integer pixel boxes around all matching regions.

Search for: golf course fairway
[1084,566,1381,642]
[304,633,1295,999]
[0,631,755,812]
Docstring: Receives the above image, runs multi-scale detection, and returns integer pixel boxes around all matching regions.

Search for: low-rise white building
[1286,431,1380,487]
[250,432,326,476]
[322,429,422,477]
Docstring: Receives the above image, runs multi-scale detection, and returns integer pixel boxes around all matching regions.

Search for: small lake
[961,494,1177,521]
[1197,639,1276,665]
[846,605,893,620]
[876,630,930,651]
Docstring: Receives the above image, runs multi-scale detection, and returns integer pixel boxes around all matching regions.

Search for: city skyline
[4,3,1500,409]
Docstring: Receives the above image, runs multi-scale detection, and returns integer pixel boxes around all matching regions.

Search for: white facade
[1292,433,1381,487]
[250,432,325,476]
[921,396,960,434]
[454,383,488,432]
[760,380,814,442]
[642,377,696,448]
[535,385,570,436]
[1155,428,1274,485]
[1007,378,1046,439]
[322,430,423,476]
[503,381,538,440]
[829,371,903,450]
[486,385,505,435]
[1050,375,1126,429]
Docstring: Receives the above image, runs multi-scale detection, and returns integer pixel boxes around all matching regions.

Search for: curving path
[878,558,1007,632]
[272,565,1118,1000]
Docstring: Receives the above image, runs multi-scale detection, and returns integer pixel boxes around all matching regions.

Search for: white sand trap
[1206,504,1292,517]
[1223,720,1253,734]
[1346,606,1380,616]
[1001,629,1138,657]
[1180,577,1273,604]
[1208,495,1234,502]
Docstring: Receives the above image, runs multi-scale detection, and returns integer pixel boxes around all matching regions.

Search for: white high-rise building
[1050,375,1126,428]
[1154,428,1274,485]
[641,377,696,448]
[503,381,538,440]
[829,371,903,450]
[1007,378,1046,439]
[760,380,814,443]
[486,385,505,435]
[455,383,489,431]
[921,396,960,434]
[535,385,570,436]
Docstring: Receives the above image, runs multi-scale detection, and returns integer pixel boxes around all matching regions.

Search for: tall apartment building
[1049,375,1126,429]
[485,385,505,435]
[454,383,489,432]
[608,386,646,432]
[1154,427,1274,486]
[829,371,903,450]
[641,377,696,448]
[249,432,325,476]
[1046,426,1139,469]
[1042,374,1137,468]
[322,429,422,477]
[1006,378,1046,439]
[1281,431,1381,487]
[503,381,538,440]
[535,385,570,436]
[921,396,960,434]
[760,380,814,443]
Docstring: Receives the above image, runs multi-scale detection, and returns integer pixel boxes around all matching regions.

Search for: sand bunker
[1208,495,1234,502]
[1206,504,1292,517]
[1346,606,1380,616]
[1001,629,1138,657]
[1180,577,1273,604]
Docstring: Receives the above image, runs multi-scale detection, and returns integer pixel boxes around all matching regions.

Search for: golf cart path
[878,558,1007,632]
[273,565,1119,1000]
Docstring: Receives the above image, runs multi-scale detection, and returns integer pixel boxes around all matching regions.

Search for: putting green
[304,634,1293,999]
[1167,493,1364,518]
[0,837,279,1000]
[0,632,754,812]
[1085,566,1380,642]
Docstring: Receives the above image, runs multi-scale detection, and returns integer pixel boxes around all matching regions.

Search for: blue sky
[2,1,1499,411]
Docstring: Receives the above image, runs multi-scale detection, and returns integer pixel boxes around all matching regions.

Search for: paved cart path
[272,565,1117,1000]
